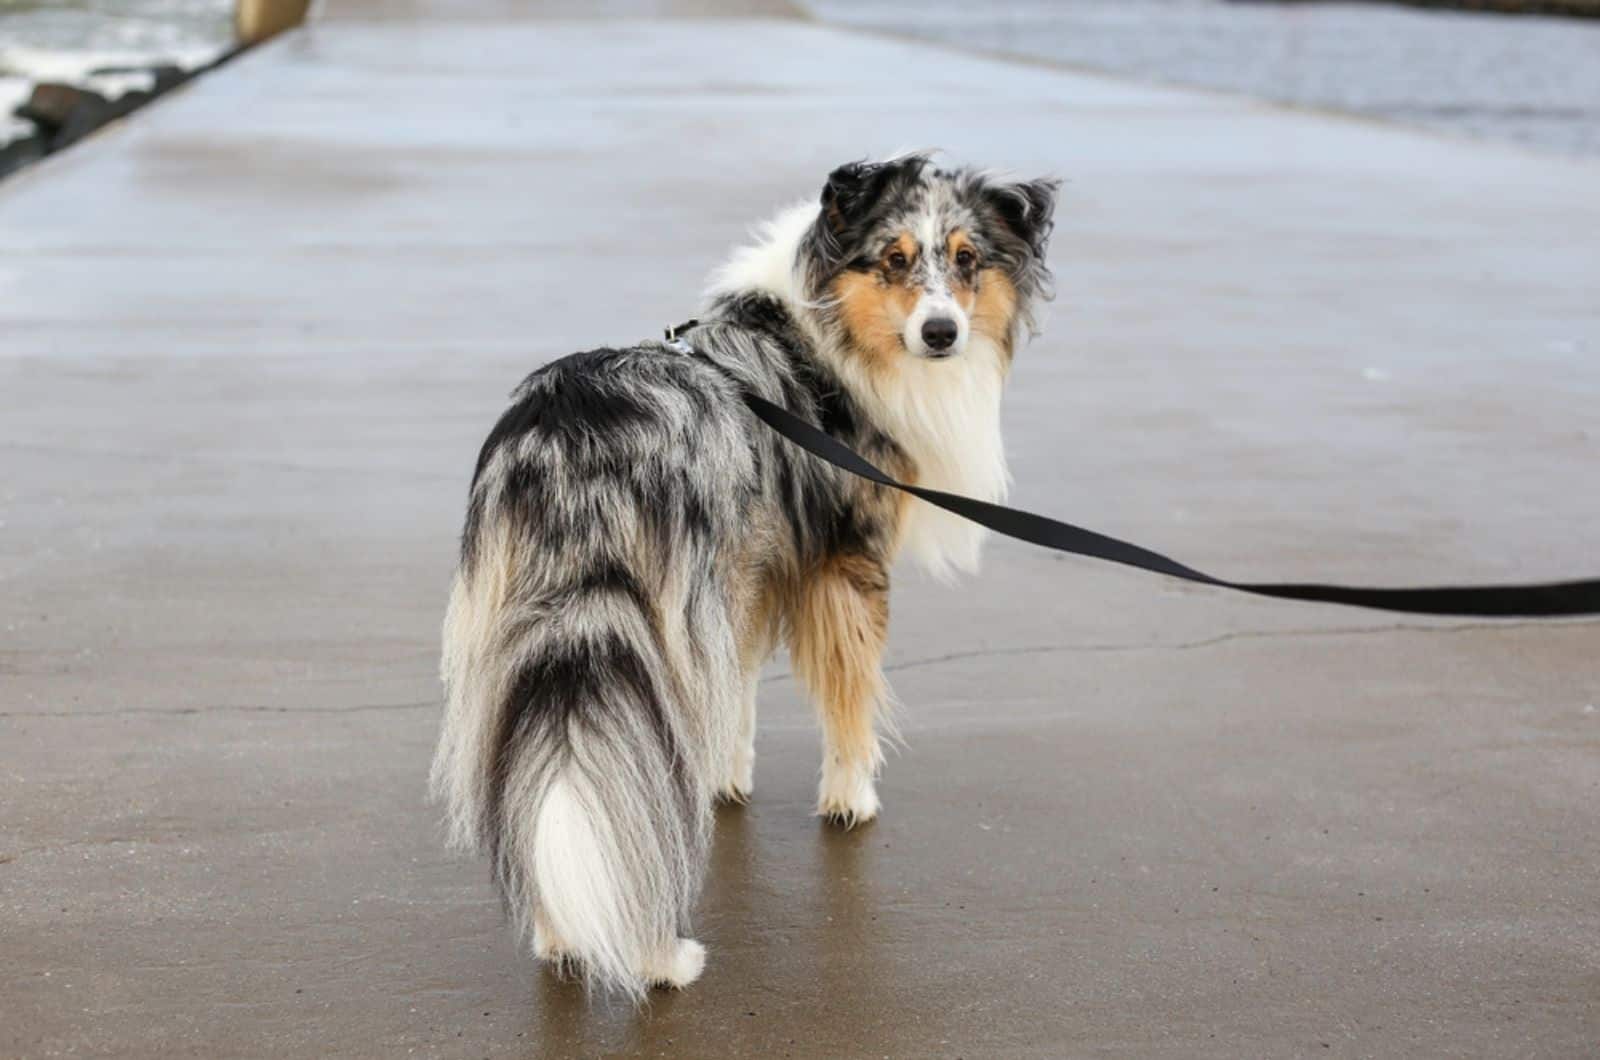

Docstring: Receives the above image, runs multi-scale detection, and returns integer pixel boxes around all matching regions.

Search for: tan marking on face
[888,232,917,269]
[832,243,921,374]
[946,230,980,314]
[970,267,1020,362]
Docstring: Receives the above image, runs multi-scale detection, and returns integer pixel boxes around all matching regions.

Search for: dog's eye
[886,250,909,271]
[955,247,977,269]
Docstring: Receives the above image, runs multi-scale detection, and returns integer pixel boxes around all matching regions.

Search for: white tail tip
[646,938,706,990]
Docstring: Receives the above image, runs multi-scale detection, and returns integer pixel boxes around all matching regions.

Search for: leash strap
[739,391,1600,618]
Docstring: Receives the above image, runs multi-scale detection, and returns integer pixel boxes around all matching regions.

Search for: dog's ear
[821,156,934,234]
[986,177,1060,263]
[819,160,892,235]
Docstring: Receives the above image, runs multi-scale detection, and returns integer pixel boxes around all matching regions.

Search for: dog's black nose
[921,317,958,352]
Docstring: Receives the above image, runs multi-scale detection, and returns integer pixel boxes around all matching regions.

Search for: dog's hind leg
[718,580,780,805]
[716,669,758,805]
[790,553,891,827]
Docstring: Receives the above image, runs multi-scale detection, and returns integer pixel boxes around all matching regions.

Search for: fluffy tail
[432,555,712,1000]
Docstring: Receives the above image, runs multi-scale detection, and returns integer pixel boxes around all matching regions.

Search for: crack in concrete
[760,618,1600,684]
[7,622,1592,709]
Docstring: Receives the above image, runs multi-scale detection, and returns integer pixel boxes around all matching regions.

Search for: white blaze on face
[902,209,970,359]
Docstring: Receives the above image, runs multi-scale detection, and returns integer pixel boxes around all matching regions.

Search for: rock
[2,62,210,181]
[54,90,156,150]
[12,73,193,153]
[16,82,104,136]
[0,125,46,180]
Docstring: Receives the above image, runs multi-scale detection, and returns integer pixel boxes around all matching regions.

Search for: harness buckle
[663,318,699,354]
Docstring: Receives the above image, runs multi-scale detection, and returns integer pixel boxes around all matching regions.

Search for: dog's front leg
[791,553,890,827]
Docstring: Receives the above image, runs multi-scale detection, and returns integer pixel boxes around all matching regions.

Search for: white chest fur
[838,339,1010,581]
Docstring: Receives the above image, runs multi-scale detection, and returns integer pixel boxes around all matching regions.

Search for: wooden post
[235,0,313,45]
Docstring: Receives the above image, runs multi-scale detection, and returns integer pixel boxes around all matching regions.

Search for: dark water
[809,0,1600,157]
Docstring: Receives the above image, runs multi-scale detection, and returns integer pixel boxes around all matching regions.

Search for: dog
[431,154,1057,998]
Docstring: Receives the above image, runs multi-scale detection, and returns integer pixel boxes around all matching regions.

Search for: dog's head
[804,154,1058,364]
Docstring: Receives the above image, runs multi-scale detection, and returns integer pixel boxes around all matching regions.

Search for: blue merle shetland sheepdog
[432,154,1057,998]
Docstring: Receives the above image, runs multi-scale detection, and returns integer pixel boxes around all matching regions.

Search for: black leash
[668,320,1600,618]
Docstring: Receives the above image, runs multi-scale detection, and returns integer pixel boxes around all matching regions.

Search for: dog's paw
[533,909,577,977]
[532,908,568,960]
[715,745,755,804]
[644,937,706,990]
[817,760,880,828]
[714,781,752,805]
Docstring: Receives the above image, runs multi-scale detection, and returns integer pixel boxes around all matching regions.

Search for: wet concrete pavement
[3,6,1598,1057]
